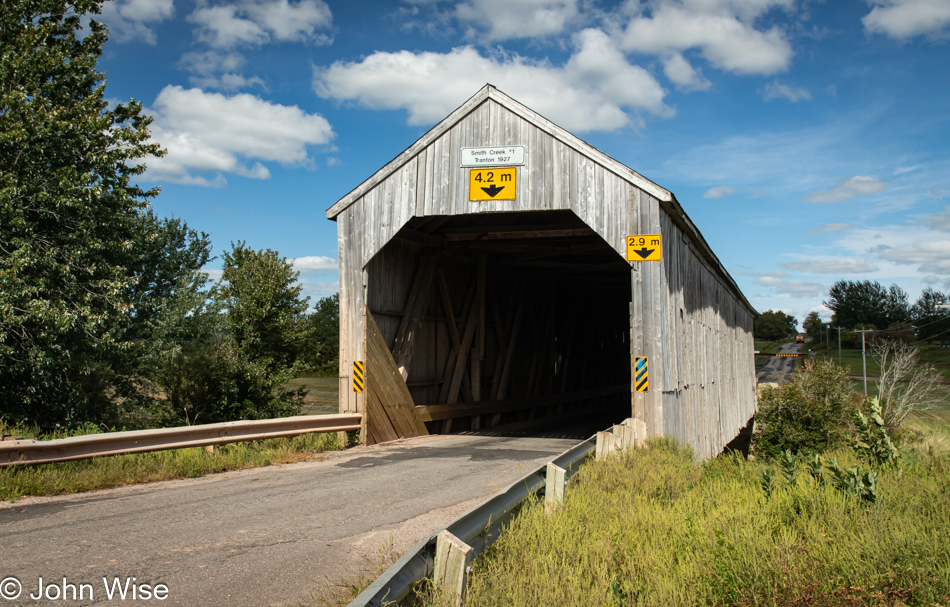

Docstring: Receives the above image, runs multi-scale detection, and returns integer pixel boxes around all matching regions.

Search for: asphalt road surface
[756,341,803,383]
[1,434,580,606]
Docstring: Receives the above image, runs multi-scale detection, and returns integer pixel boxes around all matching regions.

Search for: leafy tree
[911,286,950,342]
[305,293,339,376]
[884,284,910,325]
[0,0,163,427]
[802,311,822,342]
[127,212,212,341]
[150,243,312,425]
[217,242,312,372]
[754,310,797,341]
[824,280,908,330]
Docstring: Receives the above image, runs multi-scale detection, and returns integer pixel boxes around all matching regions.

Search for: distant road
[756,342,802,383]
[1,434,579,606]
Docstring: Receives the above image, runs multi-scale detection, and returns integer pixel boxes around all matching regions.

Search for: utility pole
[854,329,874,396]
[834,326,843,365]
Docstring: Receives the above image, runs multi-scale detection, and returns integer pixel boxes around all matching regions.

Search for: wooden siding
[330,86,756,458]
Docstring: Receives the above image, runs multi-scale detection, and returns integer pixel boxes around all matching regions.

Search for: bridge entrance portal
[364,210,631,441]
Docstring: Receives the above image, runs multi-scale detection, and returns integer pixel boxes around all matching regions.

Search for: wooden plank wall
[335,97,756,457]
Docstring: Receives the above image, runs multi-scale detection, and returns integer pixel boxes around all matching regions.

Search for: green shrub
[151,334,304,426]
[753,359,859,459]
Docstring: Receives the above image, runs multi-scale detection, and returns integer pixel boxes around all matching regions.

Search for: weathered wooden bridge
[328,84,756,460]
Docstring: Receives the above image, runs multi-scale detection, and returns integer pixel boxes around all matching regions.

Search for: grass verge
[0,427,342,502]
[416,437,950,607]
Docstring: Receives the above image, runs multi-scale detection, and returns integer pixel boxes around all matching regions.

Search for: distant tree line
[0,1,338,430]
[754,310,799,341]
[754,279,950,346]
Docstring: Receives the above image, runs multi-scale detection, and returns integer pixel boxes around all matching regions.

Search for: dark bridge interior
[366,210,632,439]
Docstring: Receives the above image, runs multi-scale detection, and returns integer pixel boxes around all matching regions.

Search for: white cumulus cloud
[293,256,338,273]
[179,51,266,91]
[189,0,332,48]
[313,28,671,133]
[455,0,579,41]
[755,276,827,298]
[662,52,712,91]
[98,0,175,44]
[805,176,886,203]
[879,240,950,274]
[143,85,335,186]
[863,0,950,40]
[920,206,950,232]
[620,0,794,76]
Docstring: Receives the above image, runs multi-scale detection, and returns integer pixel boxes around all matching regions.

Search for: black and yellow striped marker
[352,360,364,393]
[635,356,648,393]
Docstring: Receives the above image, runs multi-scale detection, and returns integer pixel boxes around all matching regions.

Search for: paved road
[1,434,580,606]
[756,341,803,383]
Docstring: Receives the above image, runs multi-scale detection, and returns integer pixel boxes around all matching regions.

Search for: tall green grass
[423,437,950,607]
[0,423,341,502]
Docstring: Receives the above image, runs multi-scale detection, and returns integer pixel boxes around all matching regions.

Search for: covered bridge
[327,85,756,459]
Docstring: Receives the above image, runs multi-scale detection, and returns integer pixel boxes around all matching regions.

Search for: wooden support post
[434,530,473,607]
[544,301,556,396]
[392,257,437,378]
[496,284,526,401]
[559,314,577,394]
[622,417,648,446]
[487,283,508,401]
[545,462,566,512]
[446,293,480,404]
[437,268,461,353]
[612,424,637,449]
[439,280,477,404]
[471,348,481,402]
[477,253,486,361]
[595,431,620,460]
[525,300,542,397]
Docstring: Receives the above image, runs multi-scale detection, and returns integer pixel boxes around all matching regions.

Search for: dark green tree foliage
[217,242,312,371]
[752,359,858,460]
[0,0,163,427]
[911,286,950,342]
[884,284,910,325]
[824,280,909,330]
[754,310,797,341]
[152,243,311,425]
[305,293,339,375]
[802,311,822,342]
[127,212,211,341]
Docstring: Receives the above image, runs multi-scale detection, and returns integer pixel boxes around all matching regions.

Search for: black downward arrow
[481,184,505,198]
[632,247,655,259]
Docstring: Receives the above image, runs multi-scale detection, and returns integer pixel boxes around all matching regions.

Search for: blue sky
[94,0,950,327]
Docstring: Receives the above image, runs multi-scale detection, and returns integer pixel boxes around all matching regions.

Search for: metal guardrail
[347,435,596,607]
[0,414,362,466]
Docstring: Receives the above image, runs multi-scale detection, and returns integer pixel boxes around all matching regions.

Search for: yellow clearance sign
[469,167,517,201]
[626,234,662,262]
